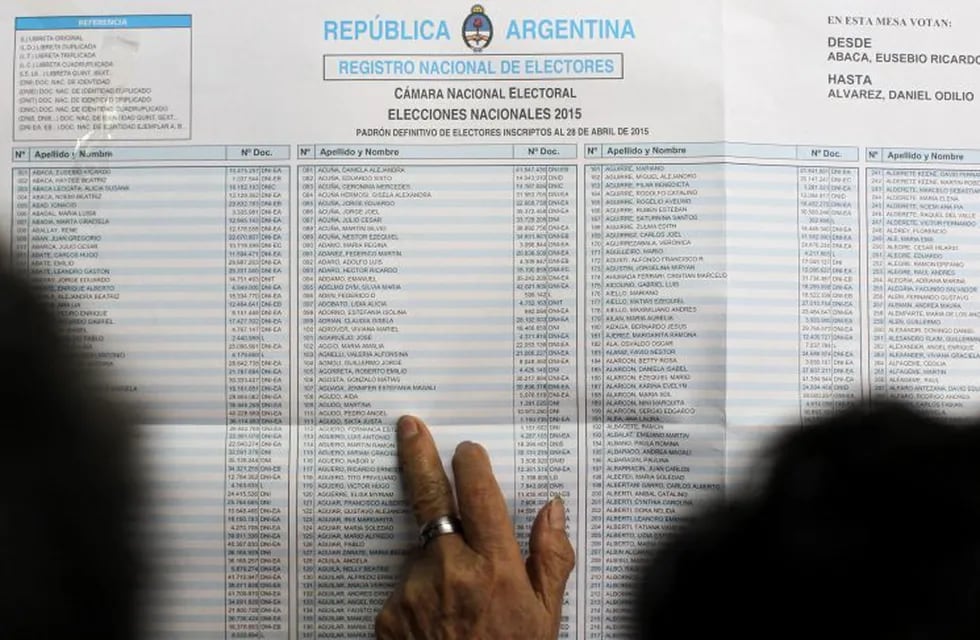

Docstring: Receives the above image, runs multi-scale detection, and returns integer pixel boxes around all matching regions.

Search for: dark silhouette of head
[634,400,980,637]
[0,259,143,638]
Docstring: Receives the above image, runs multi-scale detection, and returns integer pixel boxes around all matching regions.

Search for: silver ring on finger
[418,514,463,548]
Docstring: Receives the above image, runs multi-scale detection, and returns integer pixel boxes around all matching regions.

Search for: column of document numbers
[512,164,578,639]
[723,164,801,473]
[797,166,861,421]
[223,166,291,639]
[723,164,860,482]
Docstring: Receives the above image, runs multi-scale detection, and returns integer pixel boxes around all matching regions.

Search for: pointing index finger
[396,416,462,549]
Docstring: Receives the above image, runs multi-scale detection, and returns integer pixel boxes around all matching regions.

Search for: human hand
[375,415,575,640]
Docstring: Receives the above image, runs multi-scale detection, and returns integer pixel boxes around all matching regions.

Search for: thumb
[526,497,575,621]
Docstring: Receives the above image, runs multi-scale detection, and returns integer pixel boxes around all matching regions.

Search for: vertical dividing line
[796,168,803,424]
[580,166,587,633]
[223,166,229,640]
[294,167,300,636]
[546,165,551,503]
[881,170,887,398]
[285,166,293,634]
[597,165,601,634]
[313,167,318,633]
[512,165,517,515]
[827,169,836,414]
[856,167,864,404]
[27,170,31,271]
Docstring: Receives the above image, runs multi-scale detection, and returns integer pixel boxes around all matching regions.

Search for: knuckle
[440,551,482,587]
[401,443,430,474]
[401,577,433,611]
[442,556,494,611]
[539,537,576,586]
[375,591,404,639]
[463,480,496,507]
[442,568,478,595]
[438,557,467,589]
[374,609,397,638]
[411,474,451,515]
[558,535,575,564]
[554,536,576,571]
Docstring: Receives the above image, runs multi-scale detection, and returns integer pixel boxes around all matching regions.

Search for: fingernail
[547,496,566,530]
[397,415,419,439]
